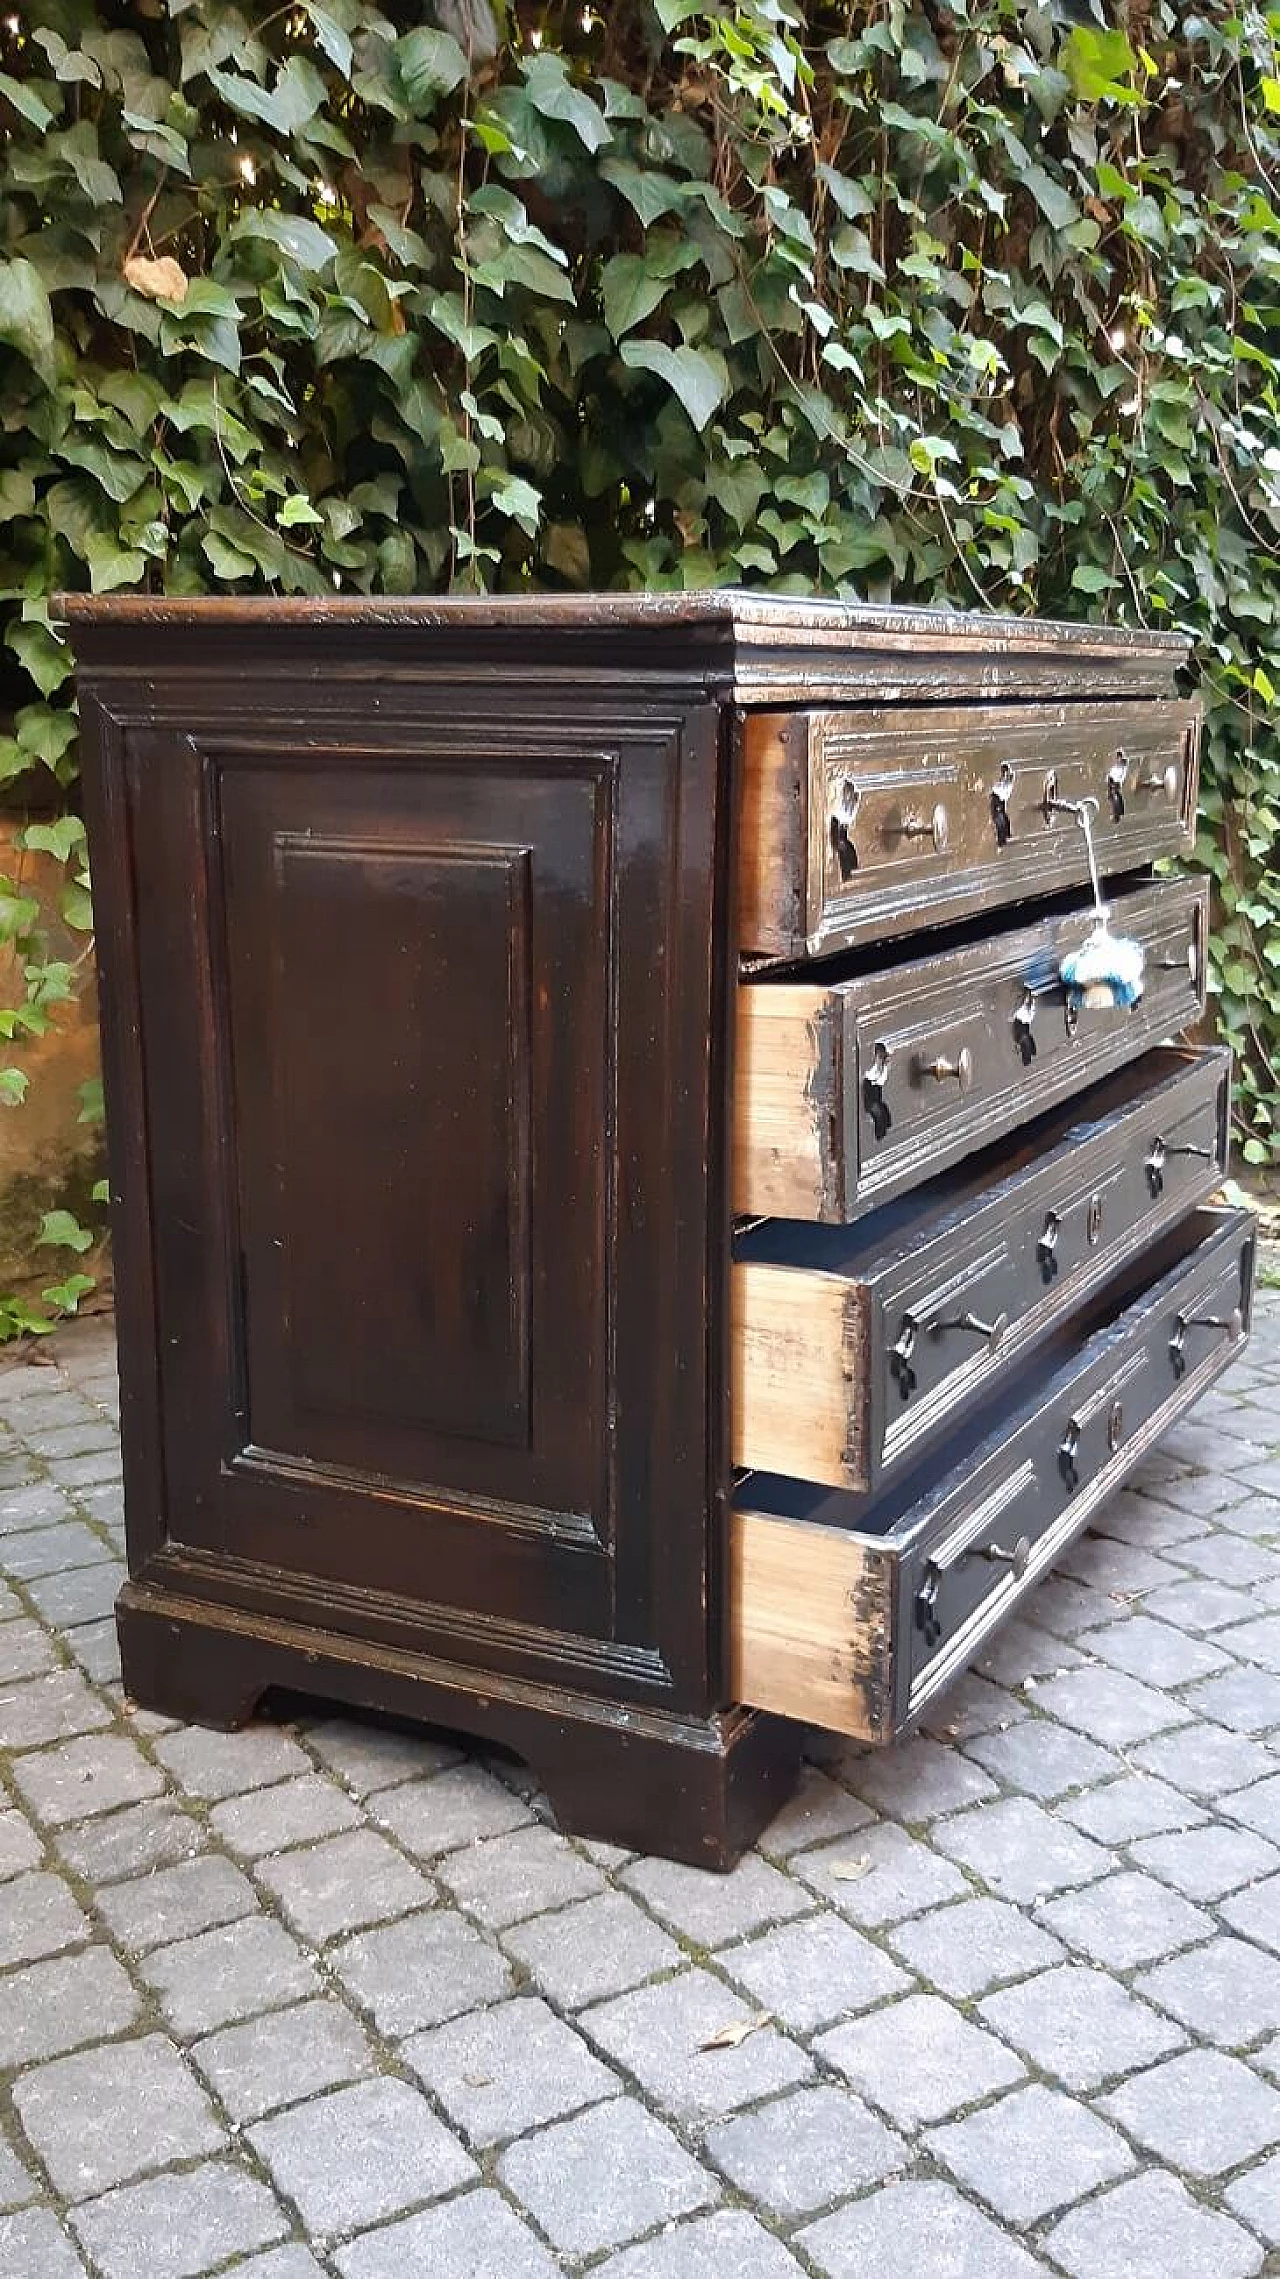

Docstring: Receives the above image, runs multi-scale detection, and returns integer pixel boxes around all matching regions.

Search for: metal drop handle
[865,1042,891,1093]
[829,777,861,880]
[1106,751,1129,821]
[990,763,1016,846]
[1170,1306,1244,1374]
[1145,1136,1214,1195]
[934,1308,1008,1353]
[927,1048,973,1091]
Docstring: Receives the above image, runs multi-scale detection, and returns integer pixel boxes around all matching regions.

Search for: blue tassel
[1059,923,1146,1011]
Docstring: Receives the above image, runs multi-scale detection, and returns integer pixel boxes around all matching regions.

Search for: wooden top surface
[57,588,1189,704]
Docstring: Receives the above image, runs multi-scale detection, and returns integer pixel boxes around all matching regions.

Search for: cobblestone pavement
[2,1305,1280,2278]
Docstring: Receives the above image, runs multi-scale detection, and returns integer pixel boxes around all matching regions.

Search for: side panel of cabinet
[83,688,728,1714]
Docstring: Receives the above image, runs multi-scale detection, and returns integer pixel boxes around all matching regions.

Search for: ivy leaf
[600,254,669,339]
[599,160,685,226]
[23,816,86,861]
[0,1070,29,1108]
[42,1273,95,1314]
[304,1,353,79]
[1063,26,1142,105]
[208,56,326,135]
[234,210,338,272]
[1019,164,1081,230]
[8,621,73,698]
[0,257,57,389]
[278,494,324,527]
[396,27,468,105]
[621,339,728,432]
[0,73,56,130]
[521,52,610,151]
[36,1210,94,1254]
[487,472,542,532]
[85,535,147,591]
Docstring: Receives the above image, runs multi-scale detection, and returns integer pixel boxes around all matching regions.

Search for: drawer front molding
[739,699,1200,961]
[733,1046,1230,1491]
[730,1208,1255,1742]
[734,876,1207,1221]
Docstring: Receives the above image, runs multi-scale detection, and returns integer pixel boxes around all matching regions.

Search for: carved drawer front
[734,874,1207,1223]
[738,698,1200,961]
[730,1206,1254,1742]
[732,1044,1230,1494]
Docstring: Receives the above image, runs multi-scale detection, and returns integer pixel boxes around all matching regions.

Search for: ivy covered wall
[1,0,1277,1330]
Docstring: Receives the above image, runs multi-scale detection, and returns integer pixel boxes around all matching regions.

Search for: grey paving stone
[1225,2152,1280,2246]
[0,1620,58,1682]
[0,1811,40,1882]
[225,2253,327,2279]
[1038,1868,1214,1970]
[1131,1724,1277,1799]
[304,1715,462,1797]
[1054,1612,1230,1688]
[1222,1772,1280,1843]
[332,2188,559,2279]
[583,1966,811,2123]
[792,1822,968,1926]
[249,2077,475,2238]
[11,1732,164,1825]
[0,2134,33,2213]
[1174,1531,1280,1586]
[495,2097,716,2258]
[1141,1576,1261,1632]
[758,1765,874,1857]
[152,1722,312,1800]
[0,1668,112,1750]
[0,1481,72,1533]
[502,1890,683,2009]
[53,1798,204,1885]
[1132,1825,1280,1903]
[798,2177,1044,2279]
[593,2210,805,2279]
[69,2160,288,2279]
[922,1670,1026,1740]
[406,1993,619,2146]
[1222,1872,1280,1954]
[371,1762,533,1857]
[60,1618,121,1685]
[1043,2170,1263,2279]
[96,1853,257,1952]
[1060,1533,1185,1595]
[1,1523,111,1582]
[25,1562,124,1630]
[140,1916,319,2036]
[717,1908,907,2034]
[0,2207,89,2278]
[1100,2048,1280,2176]
[191,1997,376,2123]
[1060,1772,1208,1844]
[0,1578,18,1620]
[1034,1663,1192,1748]
[1138,1935,1280,2047]
[332,1908,512,2035]
[436,1824,605,1929]
[705,2084,906,2218]
[14,2033,224,2197]
[0,1870,90,1969]
[978,1611,1091,1672]
[928,2080,1132,2223]
[978,1963,1185,2092]
[619,1850,811,1946]
[256,1826,432,1943]
[45,1451,121,1492]
[209,1772,363,1860]
[838,1735,998,1821]
[32,1420,118,1460]
[932,1795,1113,1902]
[886,1895,1066,1998]
[1094,1485,1212,1547]
[1012,1573,1118,1639]
[0,1946,139,2068]
[816,1992,1024,2125]
[963,1714,1119,1798]
[1183,1666,1280,1732]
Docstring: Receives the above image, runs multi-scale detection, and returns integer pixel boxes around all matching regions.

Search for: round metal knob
[1139,763,1179,802]
[979,1534,1032,1580]
[928,1047,973,1092]
[894,802,950,855]
[936,1308,1008,1354]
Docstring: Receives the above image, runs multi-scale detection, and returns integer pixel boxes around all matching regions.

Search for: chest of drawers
[64,591,1252,1868]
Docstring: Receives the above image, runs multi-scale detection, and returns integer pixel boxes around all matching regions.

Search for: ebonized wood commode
[63,592,1254,1868]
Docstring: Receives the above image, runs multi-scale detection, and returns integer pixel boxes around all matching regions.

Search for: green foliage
[1,0,1278,1337]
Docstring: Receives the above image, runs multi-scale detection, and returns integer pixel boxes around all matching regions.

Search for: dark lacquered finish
[734,1045,1230,1493]
[63,589,1225,1866]
[735,1206,1255,1738]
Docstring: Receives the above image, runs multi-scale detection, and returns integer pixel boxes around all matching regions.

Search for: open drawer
[738,697,1200,963]
[729,1206,1254,1742]
[733,1045,1231,1494]
[734,874,1207,1222]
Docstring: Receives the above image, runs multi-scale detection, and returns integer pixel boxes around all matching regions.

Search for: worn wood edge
[736,712,809,957]
[732,984,838,1220]
[731,1264,868,1488]
[728,1507,892,1740]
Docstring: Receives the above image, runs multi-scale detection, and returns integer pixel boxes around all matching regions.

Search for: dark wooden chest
[64,592,1253,1866]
